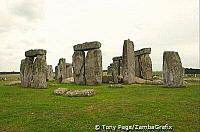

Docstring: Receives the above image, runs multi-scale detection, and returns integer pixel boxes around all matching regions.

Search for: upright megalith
[47,65,54,81]
[55,58,73,82]
[20,49,47,88]
[72,51,85,84]
[66,63,73,78]
[72,41,102,85]
[163,51,184,87]
[32,54,47,88]
[135,48,152,80]
[85,49,102,85]
[122,39,135,84]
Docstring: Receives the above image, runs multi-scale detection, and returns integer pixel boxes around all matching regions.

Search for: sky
[0,0,199,72]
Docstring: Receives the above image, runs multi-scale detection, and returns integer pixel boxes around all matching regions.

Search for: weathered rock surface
[25,49,46,57]
[134,77,163,85]
[55,66,61,81]
[85,49,102,85]
[61,77,74,84]
[20,49,47,88]
[108,84,124,88]
[135,56,140,77]
[112,61,119,84]
[135,48,151,56]
[163,51,184,87]
[74,41,101,51]
[66,63,73,78]
[139,54,152,80]
[112,56,123,61]
[122,39,135,84]
[4,81,21,86]
[65,89,95,97]
[54,88,95,97]
[54,88,68,95]
[20,57,34,87]
[73,51,86,84]
[31,55,47,88]
[47,65,54,81]
[102,75,113,83]
[55,59,73,82]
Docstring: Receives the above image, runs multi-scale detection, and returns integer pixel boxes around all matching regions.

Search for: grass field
[0,77,199,131]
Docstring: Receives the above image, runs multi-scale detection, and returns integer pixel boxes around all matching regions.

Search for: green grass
[0,80,199,132]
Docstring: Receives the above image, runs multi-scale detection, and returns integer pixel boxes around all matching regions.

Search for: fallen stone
[64,89,95,97]
[74,41,101,51]
[134,77,163,85]
[25,49,46,57]
[54,88,68,95]
[108,84,124,88]
[4,81,21,86]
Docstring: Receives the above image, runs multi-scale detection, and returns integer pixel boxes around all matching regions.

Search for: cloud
[0,0,199,72]
[8,0,45,21]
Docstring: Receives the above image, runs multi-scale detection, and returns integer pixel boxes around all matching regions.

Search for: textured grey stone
[54,88,68,95]
[112,56,122,61]
[31,55,47,88]
[64,89,95,97]
[163,51,184,87]
[20,57,34,87]
[85,49,102,85]
[47,65,54,81]
[112,60,119,83]
[135,48,151,56]
[102,75,113,83]
[122,39,135,84]
[135,56,140,77]
[66,63,73,78]
[20,49,47,88]
[25,49,46,57]
[55,59,73,82]
[72,51,86,84]
[55,66,61,81]
[74,41,101,51]
[139,54,152,80]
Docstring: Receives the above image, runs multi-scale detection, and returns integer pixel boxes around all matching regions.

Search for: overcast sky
[0,0,199,72]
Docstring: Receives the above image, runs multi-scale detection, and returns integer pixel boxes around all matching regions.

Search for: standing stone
[163,51,183,87]
[139,54,152,80]
[66,63,73,78]
[107,66,112,75]
[31,55,47,88]
[20,49,47,88]
[47,65,54,81]
[112,61,119,84]
[122,39,135,84]
[20,57,34,87]
[135,56,140,77]
[55,66,61,80]
[72,51,85,85]
[58,58,67,80]
[119,60,123,76]
[85,49,102,85]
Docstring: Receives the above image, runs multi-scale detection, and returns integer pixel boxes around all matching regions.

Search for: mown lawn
[0,81,199,132]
